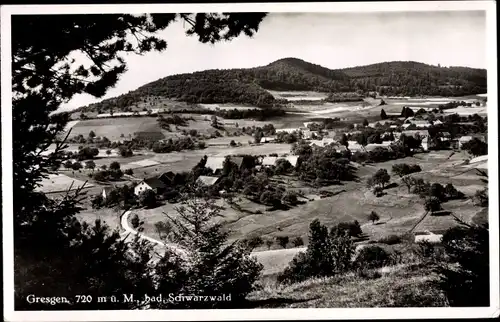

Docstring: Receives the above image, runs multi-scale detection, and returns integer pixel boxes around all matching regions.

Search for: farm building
[439,132,452,141]
[402,118,431,129]
[134,177,167,196]
[414,231,443,244]
[261,136,277,143]
[303,121,319,128]
[347,141,364,152]
[365,141,393,152]
[262,156,278,167]
[309,138,337,148]
[159,171,175,185]
[332,144,348,152]
[197,176,220,187]
[205,157,226,173]
[205,156,244,173]
[282,155,299,167]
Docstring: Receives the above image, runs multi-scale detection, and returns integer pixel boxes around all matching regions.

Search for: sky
[61,10,487,111]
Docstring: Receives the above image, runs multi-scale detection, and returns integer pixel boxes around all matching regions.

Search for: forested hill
[78,58,487,113]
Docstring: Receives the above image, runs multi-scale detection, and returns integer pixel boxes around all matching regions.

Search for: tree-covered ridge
[80,58,487,113]
[340,61,487,96]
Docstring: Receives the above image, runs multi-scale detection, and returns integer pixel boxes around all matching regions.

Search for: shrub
[372,168,390,188]
[265,239,274,250]
[292,236,304,247]
[368,211,380,224]
[473,188,488,207]
[246,236,264,251]
[281,190,298,206]
[430,183,446,201]
[435,224,489,306]
[109,161,121,170]
[445,183,464,200]
[277,219,355,284]
[424,197,442,212]
[139,189,157,208]
[355,245,391,269]
[357,268,382,280]
[63,160,73,169]
[130,214,142,229]
[91,194,104,209]
[276,236,289,249]
[71,162,83,170]
[332,221,362,237]
[373,186,384,197]
[124,169,134,175]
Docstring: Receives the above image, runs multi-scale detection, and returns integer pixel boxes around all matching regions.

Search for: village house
[365,141,393,152]
[402,117,432,129]
[101,186,114,200]
[458,135,486,149]
[159,171,175,185]
[204,156,226,173]
[262,156,278,167]
[261,136,277,143]
[347,141,364,152]
[205,156,244,174]
[414,231,443,244]
[134,177,167,196]
[196,176,221,187]
[439,132,452,141]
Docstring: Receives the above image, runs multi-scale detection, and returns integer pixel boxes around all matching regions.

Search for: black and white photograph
[2,1,498,321]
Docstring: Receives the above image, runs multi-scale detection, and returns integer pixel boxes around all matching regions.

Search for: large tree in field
[12,12,267,310]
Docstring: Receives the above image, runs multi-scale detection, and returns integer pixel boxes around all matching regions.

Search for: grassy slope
[248,261,448,308]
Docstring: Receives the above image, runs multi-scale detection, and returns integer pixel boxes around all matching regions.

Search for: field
[37,173,94,193]
[76,207,124,233]
[248,261,447,307]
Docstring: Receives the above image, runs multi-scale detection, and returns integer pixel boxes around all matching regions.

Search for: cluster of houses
[259,117,485,153]
[101,154,302,200]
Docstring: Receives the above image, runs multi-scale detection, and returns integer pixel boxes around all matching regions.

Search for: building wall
[134,182,151,196]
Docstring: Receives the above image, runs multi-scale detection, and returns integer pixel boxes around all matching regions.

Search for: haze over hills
[78,58,487,113]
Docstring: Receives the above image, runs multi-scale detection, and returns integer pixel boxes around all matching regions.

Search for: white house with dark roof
[134,177,167,196]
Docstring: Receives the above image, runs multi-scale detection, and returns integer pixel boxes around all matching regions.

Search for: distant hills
[79,58,487,113]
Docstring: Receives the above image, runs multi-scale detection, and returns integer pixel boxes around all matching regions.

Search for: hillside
[78,58,487,113]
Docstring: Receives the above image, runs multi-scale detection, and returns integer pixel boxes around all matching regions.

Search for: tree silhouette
[380,109,387,120]
[368,211,380,224]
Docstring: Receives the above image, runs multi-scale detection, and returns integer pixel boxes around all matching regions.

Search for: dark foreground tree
[277,219,354,284]
[12,12,267,310]
[157,189,263,308]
